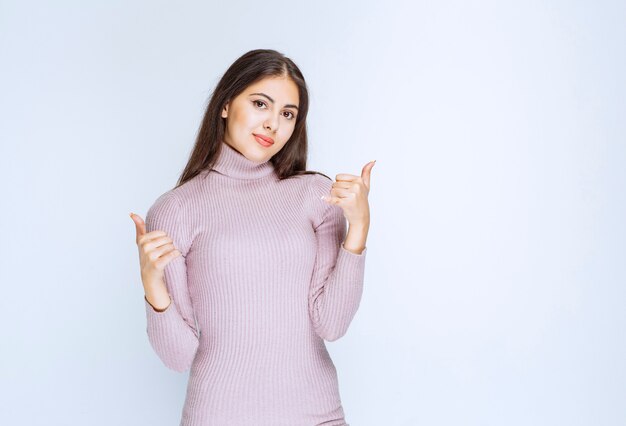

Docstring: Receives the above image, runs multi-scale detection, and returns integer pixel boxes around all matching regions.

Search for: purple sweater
[144,141,368,426]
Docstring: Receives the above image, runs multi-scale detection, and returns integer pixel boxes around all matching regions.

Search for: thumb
[361,160,376,189]
[129,212,146,240]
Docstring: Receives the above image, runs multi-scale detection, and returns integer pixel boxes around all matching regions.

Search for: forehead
[245,77,299,104]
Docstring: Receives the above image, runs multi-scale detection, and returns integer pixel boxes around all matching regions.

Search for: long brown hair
[174,49,329,189]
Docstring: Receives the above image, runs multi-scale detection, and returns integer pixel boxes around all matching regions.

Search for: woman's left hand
[321,160,376,227]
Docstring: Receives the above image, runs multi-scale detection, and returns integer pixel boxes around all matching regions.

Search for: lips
[253,133,274,145]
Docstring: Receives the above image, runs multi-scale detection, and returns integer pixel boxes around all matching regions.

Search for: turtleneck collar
[211,141,275,180]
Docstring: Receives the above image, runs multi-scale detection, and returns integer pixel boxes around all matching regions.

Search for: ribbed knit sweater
[143,141,368,426]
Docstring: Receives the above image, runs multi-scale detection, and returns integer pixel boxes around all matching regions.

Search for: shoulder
[150,172,206,213]
[146,185,194,252]
[306,172,333,197]
[146,172,206,230]
[300,172,342,228]
[147,189,181,220]
[278,172,332,204]
[297,172,331,210]
[173,172,207,205]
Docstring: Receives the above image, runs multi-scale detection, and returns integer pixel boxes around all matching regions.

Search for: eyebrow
[249,92,299,110]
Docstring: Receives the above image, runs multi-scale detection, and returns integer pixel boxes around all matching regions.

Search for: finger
[151,242,178,260]
[321,195,342,205]
[335,173,359,182]
[130,212,146,239]
[330,188,356,199]
[145,235,175,251]
[331,181,355,189]
[138,230,169,246]
[154,248,181,270]
[361,160,375,189]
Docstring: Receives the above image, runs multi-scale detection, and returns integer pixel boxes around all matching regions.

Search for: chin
[244,145,270,163]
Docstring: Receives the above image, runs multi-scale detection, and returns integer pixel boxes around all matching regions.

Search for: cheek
[280,121,296,137]
[230,106,256,129]
[244,107,266,127]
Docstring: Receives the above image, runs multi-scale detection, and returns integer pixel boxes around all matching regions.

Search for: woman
[130,49,374,426]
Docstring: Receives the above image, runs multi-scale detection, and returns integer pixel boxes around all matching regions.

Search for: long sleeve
[308,174,368,342]
[136,146,371,423]
[144,190,199,372]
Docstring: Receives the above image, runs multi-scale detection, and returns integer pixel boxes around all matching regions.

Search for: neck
[210,141,275,180]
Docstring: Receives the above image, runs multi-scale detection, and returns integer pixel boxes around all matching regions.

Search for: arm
[308,175,368,342]
[144,191,199,372]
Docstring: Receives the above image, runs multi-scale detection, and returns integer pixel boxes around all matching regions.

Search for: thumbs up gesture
[129,212,181,283]
[321,160,375,227]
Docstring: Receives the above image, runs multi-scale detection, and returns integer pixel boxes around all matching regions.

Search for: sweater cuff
[145,295,174,316]
[340,244,367,257]
[337,244,367,271]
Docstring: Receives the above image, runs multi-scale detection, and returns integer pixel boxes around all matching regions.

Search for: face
[221,76,300,163]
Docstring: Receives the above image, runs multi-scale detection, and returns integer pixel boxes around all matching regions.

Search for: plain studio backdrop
[1,1,624,425]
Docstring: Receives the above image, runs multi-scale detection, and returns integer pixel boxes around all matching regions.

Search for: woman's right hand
[130,212,181,310]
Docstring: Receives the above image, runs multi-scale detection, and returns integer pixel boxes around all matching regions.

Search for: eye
[253,100,296,120]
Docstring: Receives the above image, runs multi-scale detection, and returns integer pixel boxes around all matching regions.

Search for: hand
[130,212,181,283]
[321,160,375,226]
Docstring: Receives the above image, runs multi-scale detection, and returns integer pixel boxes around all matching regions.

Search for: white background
[1,0,624,425]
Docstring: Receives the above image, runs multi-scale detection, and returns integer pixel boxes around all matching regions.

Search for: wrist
[348,220,370,230]
[144,285,172,312]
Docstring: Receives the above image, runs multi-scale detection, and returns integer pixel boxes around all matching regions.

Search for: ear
[221,103,229,118]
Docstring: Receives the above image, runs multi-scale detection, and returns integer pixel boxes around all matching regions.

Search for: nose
[264,115,279,133]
